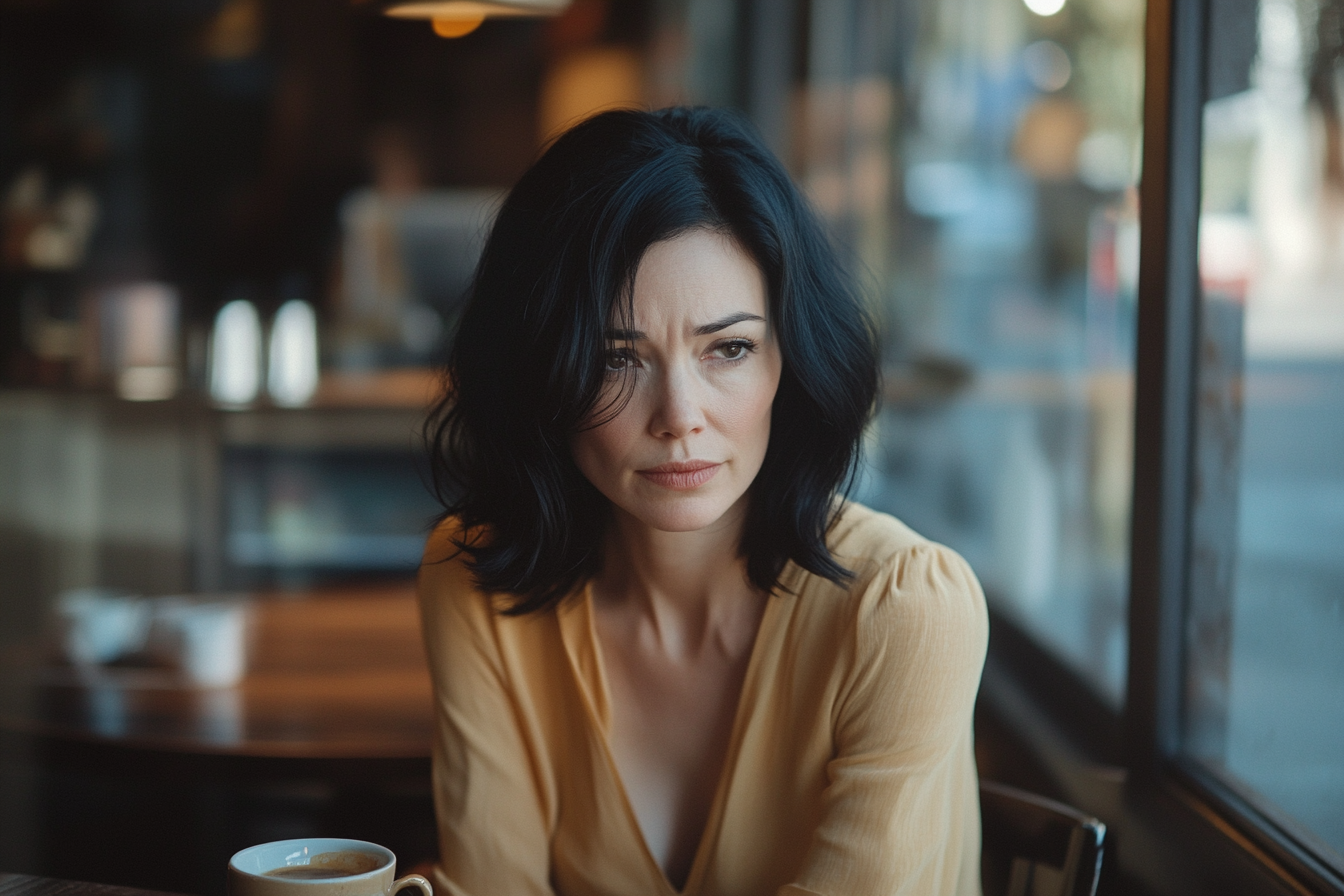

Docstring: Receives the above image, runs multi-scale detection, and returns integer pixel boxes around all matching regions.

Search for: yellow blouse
[417,502,989,896]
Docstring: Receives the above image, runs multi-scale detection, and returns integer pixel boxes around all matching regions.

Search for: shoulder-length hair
[425,106,879,614]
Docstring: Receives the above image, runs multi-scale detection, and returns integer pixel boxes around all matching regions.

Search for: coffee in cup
[228,838,431,896]
[262,852,385,880]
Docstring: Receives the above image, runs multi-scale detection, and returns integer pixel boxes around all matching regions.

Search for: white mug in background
[54,588,150,666]
[147,596,253,687]
[52,590,253,686]
[211,298,263,406]
[268,299,320,407]
[178,602,250,686]
[228,839,432,896]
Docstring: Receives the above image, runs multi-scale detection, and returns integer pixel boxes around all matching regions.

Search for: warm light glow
[1023,0,1066,15]
[384,1,570,22]
[432,14,484,36]
[539,47,644,141]
[386,0,570,38]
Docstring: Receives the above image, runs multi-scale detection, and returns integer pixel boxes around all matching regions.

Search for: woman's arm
[418,529,555,896]
[784,543,989,896]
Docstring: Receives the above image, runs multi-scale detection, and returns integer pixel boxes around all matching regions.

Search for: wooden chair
[980,780,1107,896]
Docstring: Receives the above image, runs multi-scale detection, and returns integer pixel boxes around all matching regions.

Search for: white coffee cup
[228,838,431,896]
[55,589,149,666]
[147,596,253,687]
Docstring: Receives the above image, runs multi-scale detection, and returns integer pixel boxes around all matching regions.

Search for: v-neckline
[561,583,779,896]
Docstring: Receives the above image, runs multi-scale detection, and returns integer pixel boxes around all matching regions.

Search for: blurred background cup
[54,588,150,666]
[228,838,432,896]
[147,596,254,687]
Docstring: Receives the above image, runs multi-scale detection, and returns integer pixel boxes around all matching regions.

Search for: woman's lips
[636,461,722,490]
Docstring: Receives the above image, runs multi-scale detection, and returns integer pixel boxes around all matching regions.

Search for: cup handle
[391,874,432,896]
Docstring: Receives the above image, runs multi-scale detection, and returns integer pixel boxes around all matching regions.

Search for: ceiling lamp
[1022,0,1066,15]
[381,1,571,38]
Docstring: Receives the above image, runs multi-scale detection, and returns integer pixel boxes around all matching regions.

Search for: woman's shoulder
[825,501,968,580]
[418,516,562,632]
[804,502,988,680]
[825,501,927,564]
[806,502,987,630]
[419,516,474,590]
[418,517,497,626]
[422,514,473,560]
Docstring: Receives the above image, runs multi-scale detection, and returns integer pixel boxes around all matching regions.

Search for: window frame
[1124,0,1344,892]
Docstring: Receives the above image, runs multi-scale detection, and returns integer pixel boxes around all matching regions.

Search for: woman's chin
[614,494,746,536]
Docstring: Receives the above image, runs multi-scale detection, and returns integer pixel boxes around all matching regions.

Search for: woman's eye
[715,339,756,361]
[604,349,635,371]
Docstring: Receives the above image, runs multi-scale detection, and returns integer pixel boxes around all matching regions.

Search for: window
[784,0,1144,703]
[1126,0,1344,891]
[1181,0,1344,872]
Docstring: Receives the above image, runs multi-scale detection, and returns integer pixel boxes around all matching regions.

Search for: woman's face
[570,228,783,536]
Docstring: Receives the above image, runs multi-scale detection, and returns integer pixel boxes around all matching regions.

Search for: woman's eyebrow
[604,312,765,341]
[692,312,765,335]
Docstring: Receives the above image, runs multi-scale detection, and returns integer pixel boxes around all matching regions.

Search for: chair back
[980,780,1106,896]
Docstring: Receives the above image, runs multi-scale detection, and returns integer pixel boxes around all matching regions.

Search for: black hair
[424,106,879,614]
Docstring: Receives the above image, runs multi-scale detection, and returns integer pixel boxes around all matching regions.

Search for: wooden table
[0,584,436,896]
[0,874,186,896]
[0,584,433,759]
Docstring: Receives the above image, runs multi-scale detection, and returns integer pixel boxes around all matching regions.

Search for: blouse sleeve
[417,528,555,896]
[783,542,989,896]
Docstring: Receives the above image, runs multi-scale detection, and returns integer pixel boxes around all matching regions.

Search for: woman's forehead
[622,229,768,329]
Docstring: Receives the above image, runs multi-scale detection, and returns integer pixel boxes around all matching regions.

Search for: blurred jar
[267,299,319,407]
[210,298,263,407]
[82,282,181,401]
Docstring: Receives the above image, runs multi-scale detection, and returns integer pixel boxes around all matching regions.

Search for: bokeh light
[1023,0,1067,17]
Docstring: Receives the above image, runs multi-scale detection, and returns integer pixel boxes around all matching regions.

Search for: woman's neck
[592,500,760,659]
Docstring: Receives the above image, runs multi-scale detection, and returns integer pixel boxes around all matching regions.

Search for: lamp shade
[380,0,570,20]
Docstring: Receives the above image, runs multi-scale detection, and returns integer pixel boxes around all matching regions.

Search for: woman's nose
[647,364,706,439]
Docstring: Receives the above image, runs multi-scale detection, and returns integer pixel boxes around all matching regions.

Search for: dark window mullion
[1128,0,1207,772]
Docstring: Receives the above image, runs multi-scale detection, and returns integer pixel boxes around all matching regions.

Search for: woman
[420,107,988,896]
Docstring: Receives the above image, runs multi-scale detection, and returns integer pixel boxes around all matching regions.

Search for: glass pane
[1184,0,1344,866]
[793,0,1145,704]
